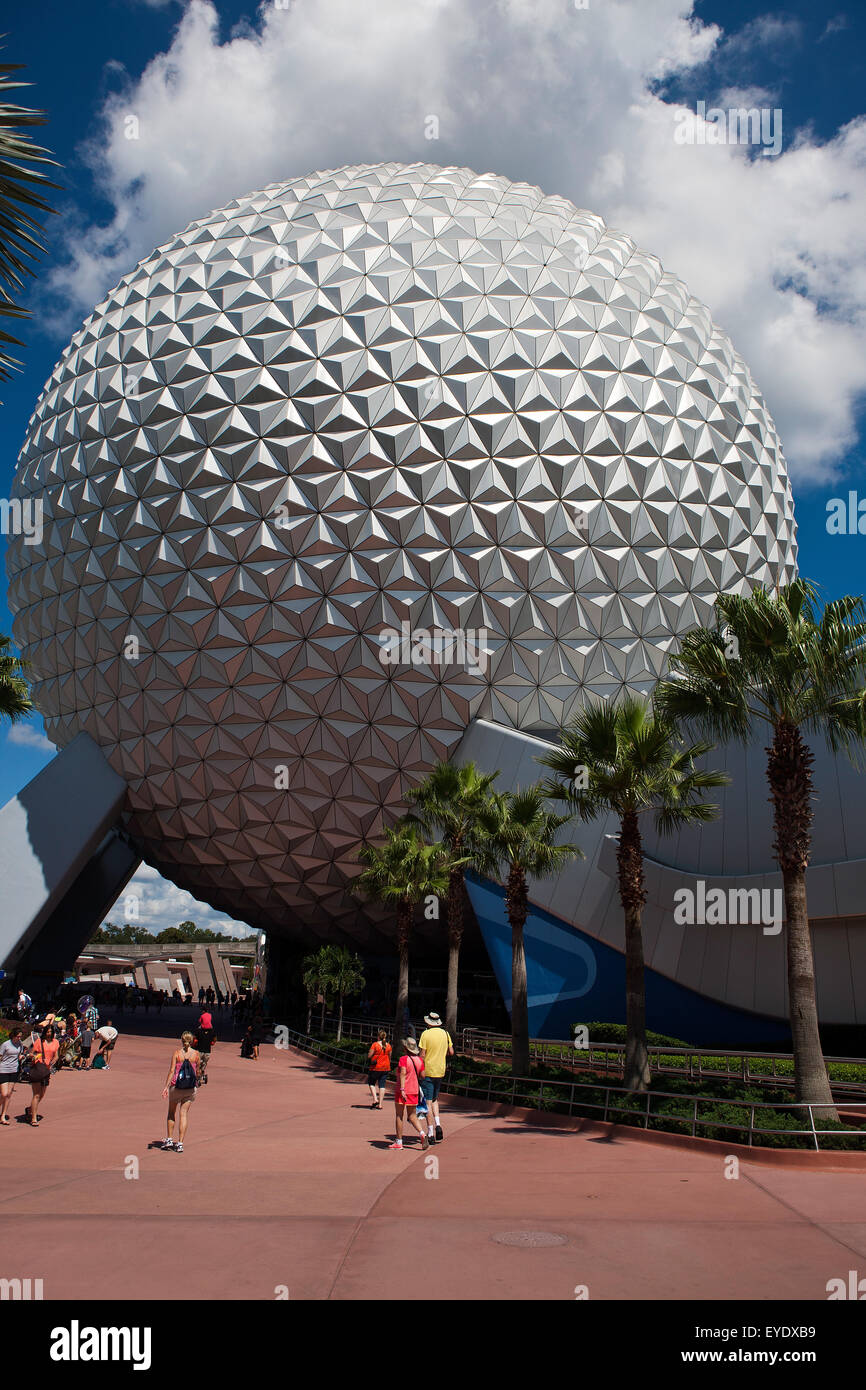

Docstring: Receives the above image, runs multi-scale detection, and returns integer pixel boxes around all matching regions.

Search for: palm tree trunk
[444,869,464,1036]
[337,992,343,1043]
[767,723,838,1119]
[319,995,325,1033]
[618,809,650,1092]
[507,865,531,1077]
[394,904,411,1048]
[305,995,312,1034]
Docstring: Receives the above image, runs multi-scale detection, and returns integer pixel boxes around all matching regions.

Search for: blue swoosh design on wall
[464,872,790,1047]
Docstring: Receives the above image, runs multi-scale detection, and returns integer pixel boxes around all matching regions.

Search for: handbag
[28,1040,50,1084]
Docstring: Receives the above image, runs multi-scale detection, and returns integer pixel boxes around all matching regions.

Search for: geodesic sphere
[7,162,797,947]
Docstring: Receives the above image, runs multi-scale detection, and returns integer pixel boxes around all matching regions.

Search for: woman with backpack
[161,1031,200,1153]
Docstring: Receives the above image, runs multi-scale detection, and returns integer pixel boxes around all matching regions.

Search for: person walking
[389,1037,428,1151]
[0,1026,24,1125]
[195,1012,216,1084]
[161,1032,200,1153]
[198,987,206,1006]
[76,1017,94,1070]
[418,1012,454,1144]
[93,1021,118,1069]
[366,1029,391,1108]
[26,1023,59,1126]
[84,1000,99,1031]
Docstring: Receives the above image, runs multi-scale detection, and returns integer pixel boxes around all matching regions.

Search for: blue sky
[1,0,864,931]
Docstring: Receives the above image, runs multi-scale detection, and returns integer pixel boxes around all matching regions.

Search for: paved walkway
[0,1028,864,1300]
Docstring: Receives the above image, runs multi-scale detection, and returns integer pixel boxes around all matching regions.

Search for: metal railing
[310,1016,385,1044]
[459,1026,866,1099]
[283,1026,865,1152]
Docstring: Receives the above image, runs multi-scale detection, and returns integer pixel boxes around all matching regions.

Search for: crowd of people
[1,981,270,1147]
[0,996,120,1127]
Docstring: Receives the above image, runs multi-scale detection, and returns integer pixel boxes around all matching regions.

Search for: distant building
[74,940,255,997]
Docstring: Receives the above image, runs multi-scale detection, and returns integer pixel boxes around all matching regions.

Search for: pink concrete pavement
[0,1026,864,1300]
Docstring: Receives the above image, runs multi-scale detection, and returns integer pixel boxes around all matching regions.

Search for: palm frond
[0,45,61,384]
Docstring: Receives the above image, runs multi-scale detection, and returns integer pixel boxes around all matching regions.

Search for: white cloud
[6,722,54,754]
[44,0,866,484]
[104,862,255,938]
[820,16,849,42]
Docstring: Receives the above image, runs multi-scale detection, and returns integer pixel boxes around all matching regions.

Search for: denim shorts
[421,1076,443,1101]
[368,1070,388,1088]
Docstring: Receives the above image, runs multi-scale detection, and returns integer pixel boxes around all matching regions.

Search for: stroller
[57,1034,80,1070]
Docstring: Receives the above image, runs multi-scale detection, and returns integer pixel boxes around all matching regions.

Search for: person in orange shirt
[366,1029,391,1108]
[27,1024,59,1126]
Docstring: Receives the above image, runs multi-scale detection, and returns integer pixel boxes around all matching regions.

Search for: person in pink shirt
[389,1037,428,1151]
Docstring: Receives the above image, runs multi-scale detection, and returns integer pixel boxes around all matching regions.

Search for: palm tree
[539,695,728,1091]
[0,47,60,387]
[301,951,322,1034]
[356,823,453,1047]
[302,945,334,1034]
[655,580,866,1117]
[477,787,580,1075]
[324,946,365,1042]
[0,634,31,724]
[405,761,499,1035]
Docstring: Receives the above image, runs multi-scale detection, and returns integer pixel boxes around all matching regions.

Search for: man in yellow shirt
[418,1012,453,1143]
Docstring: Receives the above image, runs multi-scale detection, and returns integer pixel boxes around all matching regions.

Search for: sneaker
[175,1142,183,1153]
[435,1125,443,1142]
[388,1141,403,1150]
[161,1138,174,1150]
[427,1131,436,1143]
[420,1133,429,1150]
